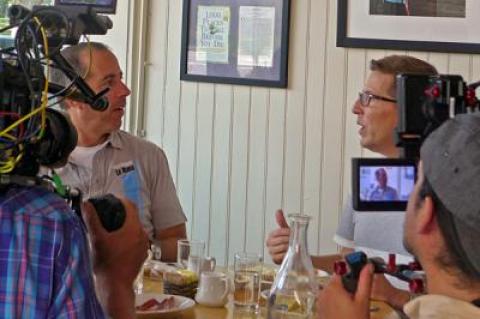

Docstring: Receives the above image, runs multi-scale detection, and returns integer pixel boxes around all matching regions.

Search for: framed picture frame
[337,0,480,54]
[180,0,291,88]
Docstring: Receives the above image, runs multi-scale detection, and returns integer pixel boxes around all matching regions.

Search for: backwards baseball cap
[421,113,480,275]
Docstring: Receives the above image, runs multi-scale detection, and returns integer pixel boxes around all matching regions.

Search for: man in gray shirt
[266,55,437,310]
[52,42,187,262]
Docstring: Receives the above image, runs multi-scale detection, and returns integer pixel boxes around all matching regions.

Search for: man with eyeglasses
[266,55,438,310]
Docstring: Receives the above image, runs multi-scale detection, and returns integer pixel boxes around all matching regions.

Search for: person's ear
[64,98,87,110]
[416,196,437,235]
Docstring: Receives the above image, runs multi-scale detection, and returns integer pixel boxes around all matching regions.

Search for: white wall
[131,0,480,266]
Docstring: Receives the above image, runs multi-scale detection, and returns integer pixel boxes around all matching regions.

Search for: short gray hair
[50,42,111,108]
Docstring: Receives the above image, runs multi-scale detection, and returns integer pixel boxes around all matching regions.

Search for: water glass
[233,252,263,312]
[177,239,206,273]
[134,249,152,294]
[151,241,162,261]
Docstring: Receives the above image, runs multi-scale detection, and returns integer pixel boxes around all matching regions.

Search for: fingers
[275,209,289,228]
[81,201,105,238]
[355,264,374,305]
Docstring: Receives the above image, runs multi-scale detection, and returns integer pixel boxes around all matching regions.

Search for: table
[141,277,395,319]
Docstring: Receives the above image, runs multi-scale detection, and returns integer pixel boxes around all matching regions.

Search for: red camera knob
[334,261,347,276]
[409,278,424,294]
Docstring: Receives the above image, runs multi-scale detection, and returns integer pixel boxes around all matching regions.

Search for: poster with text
[196,6,231,64]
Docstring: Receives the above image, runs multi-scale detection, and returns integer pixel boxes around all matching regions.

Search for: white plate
[135,293,195,318]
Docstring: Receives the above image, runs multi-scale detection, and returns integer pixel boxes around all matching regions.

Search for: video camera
[0,3,125,231]
[352,73,480,211]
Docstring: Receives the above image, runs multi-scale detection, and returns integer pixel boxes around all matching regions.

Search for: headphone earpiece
[35,108,78,168]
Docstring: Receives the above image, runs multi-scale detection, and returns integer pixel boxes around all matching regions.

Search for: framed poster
[337,0,480,54]
[180,0,291,88]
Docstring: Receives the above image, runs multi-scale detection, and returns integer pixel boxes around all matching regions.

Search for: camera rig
[0,4,124,231]
[396,73,480,159]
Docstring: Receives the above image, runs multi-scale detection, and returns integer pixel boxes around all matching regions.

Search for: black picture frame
[180,0,290,88]
[337,0,480,54]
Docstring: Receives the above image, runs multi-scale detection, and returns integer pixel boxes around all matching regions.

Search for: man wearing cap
[317,113,480,319]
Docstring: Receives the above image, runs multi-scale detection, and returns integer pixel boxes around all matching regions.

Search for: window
[0,0,53,46]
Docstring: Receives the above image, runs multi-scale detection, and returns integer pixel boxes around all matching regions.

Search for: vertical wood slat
[317,0,347,254]
[162,0,183,184]
[227,87,251,264]
[209,85,233,265]
[283,0,309,215]
[303,0,327,255]
[177,82,198,235]
[138,0,480,266]
[192,84,215,244]
[143,0,169,147]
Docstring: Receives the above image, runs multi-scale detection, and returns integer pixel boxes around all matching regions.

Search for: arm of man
[311,247,353,273]
[155,223,187,262]
[82,198,149,319]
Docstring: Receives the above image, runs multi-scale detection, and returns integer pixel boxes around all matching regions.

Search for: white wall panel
[139,0,479,266]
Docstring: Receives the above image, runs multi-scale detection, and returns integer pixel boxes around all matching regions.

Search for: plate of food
[135,293,195,318]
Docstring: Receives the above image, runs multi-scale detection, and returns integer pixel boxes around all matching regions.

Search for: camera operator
[0,184,148,318]
[317,113,480,319]
[266,55,438,308]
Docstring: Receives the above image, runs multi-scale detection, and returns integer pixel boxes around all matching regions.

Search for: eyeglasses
[358,91,397,107]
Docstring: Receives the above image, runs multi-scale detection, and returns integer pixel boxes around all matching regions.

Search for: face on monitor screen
[352,158,417,211]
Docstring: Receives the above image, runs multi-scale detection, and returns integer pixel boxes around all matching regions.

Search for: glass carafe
[267,214,318,319]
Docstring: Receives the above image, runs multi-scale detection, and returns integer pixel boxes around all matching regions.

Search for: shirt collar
[107,130,123,150]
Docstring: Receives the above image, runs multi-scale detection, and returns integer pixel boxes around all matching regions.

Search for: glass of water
[177,239,205,273]
[233,252,263,313]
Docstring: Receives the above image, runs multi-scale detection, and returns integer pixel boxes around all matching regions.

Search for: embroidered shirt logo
[113,161,135,176]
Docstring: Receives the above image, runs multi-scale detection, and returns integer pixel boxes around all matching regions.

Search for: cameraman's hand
[371,273,410,310]
[266,209,291,264]
[82,197,149,318]
[317,264,373,319]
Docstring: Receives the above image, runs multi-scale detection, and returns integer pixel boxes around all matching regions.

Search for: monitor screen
[352,158,417,211]
[54,0,117,14]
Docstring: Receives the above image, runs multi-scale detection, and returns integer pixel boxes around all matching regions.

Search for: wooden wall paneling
[245,88,269,255]
[192,84,215,246]
[303,0,327,255]
[317,0,346,254]
[448,54,472,80]
[428,53,449,74]
[227,87,251,264]
[161,0,184,184]
[472,56,480,84]
[263,89,287,265]
[177,82,198,236]
[143,0,168,147]
[283,0,309,216]
[209,85,233,265]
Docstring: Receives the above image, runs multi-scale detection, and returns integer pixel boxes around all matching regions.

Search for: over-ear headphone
[34,108,78,168]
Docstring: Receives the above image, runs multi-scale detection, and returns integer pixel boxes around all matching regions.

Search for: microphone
[50,52,109,111]
[48,82,109,111]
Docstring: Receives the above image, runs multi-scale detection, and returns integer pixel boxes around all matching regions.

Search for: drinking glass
[134,249,152,294]
[233,252,263,313]
[177,239,206,273]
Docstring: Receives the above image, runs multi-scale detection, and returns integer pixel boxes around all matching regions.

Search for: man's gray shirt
[56,130,186,239]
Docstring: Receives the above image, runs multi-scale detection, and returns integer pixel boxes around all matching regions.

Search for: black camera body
[352,73,479,212]
[0,4,124,232]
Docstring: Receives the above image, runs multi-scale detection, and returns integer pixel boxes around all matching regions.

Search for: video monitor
[352,158,417,211]
[54,0,117,14]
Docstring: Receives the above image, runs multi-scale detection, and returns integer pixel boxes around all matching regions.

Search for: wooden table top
[140,276,395,319]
